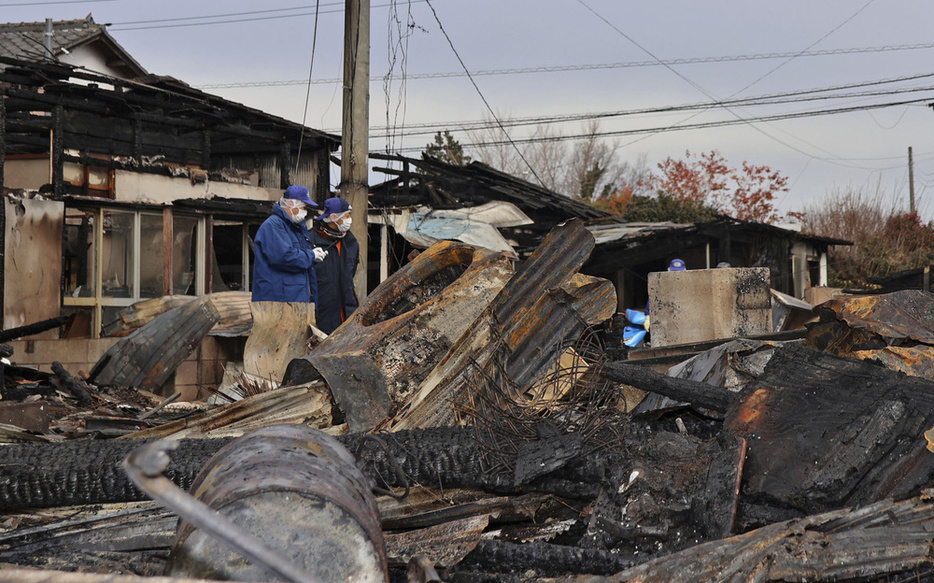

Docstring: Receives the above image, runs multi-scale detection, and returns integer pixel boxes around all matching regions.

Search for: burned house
[0,17,340,397]
[369,153,850,312]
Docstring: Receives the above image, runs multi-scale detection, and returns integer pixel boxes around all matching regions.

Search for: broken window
[63,209,96,298]
[139,213,165,298]
[62,206,209,337]
[101,210,135,298]
[212,221,252,292]
[172,215,200,295]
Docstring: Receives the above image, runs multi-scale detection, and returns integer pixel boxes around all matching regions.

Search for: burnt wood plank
[725,343,934,513]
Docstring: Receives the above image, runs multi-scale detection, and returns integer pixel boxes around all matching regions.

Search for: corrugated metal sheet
[585,222,693,245]
[382,202,533,254]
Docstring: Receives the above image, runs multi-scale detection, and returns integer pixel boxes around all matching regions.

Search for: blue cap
[320,196,351,219]
[668,258,686,271]
[284,185,317,207]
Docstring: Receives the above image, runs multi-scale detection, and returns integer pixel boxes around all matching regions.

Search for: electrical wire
[421,0,544,186]
[107,1,425,31]
[294,0,321,178]
[197,42,934,89]
[382,96,934,153]
[574,0,880,168]
[0,0,114,5]
[382,0,416,159]
[359,81,934,138]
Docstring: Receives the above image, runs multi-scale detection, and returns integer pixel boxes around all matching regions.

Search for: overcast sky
[8,0,934,220]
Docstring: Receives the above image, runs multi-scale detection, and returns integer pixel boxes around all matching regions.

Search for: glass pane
[212,223,245,291]
[63,209,96,297]
[173,215,199,295]
[139,213,165,298]
[248,224,259,292]
[102,210,134,298]
[61,306,93,339]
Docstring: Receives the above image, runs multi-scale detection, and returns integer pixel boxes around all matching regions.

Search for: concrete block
[805,286,846,307]
[175,360,199,388]
[648,267,772,347]
[199,336,219,360]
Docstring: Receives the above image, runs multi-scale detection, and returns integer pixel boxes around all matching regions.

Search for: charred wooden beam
[563,494,934,583]
[51,104,63,197]
[457,540,641,578]
[0,315,68,342]
[604,360,733,414]
[51,361,92,406]
[0,427,615,511]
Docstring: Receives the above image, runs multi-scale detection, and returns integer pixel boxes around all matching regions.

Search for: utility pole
[909,146,916,215]
[342,0,370,301]
[44,18,53,61]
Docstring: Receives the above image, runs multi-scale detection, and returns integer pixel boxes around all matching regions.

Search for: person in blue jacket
[309,196,360,334]
[252,185,326,303]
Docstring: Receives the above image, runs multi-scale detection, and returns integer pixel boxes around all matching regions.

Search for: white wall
[3,158,49,190]
[114,171,279,204]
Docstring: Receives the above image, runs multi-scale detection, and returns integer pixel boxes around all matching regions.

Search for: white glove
[313,247,328,263]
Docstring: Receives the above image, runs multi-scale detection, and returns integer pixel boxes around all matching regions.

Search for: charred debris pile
[0,220,933,582]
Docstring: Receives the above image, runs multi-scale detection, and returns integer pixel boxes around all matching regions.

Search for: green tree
[618,193,719,223]
[425,130,471,166]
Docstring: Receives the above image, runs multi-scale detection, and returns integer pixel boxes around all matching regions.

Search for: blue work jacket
[252,205,318,303]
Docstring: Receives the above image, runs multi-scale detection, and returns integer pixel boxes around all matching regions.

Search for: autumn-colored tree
[800,186,934,287]
[649,150,788,223]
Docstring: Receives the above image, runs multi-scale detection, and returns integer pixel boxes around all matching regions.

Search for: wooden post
[163,208,173,296]
[909,146,916,215]
[380,223,388,283]
[204,216,214,294]
[342,0,370,300]
[0,94,5,194]
[51,105,64,197]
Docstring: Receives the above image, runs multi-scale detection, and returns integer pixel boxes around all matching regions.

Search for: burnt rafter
[370,151,610,221]
[0,55,339,163]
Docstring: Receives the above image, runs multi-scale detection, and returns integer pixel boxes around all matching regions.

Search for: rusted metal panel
[806,289,934,352]
[852,345,934,381]
[3,196,64,336]
[384,219,614,431]
[725,342,934,515]
[304,240,514,432]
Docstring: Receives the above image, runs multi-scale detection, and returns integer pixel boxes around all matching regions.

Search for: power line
[0,0,114,5]
[107,1,425,31]
[196,42,934,89]
[383,96,934,153]
[294,0,322,176]
[359,76,934,136]
[421,0,544,186]
[110,2,344,25]
[575,0,878,168]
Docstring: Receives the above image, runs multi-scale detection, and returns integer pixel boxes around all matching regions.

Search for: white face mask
[337,217,352,232]
[290,208,308,223]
